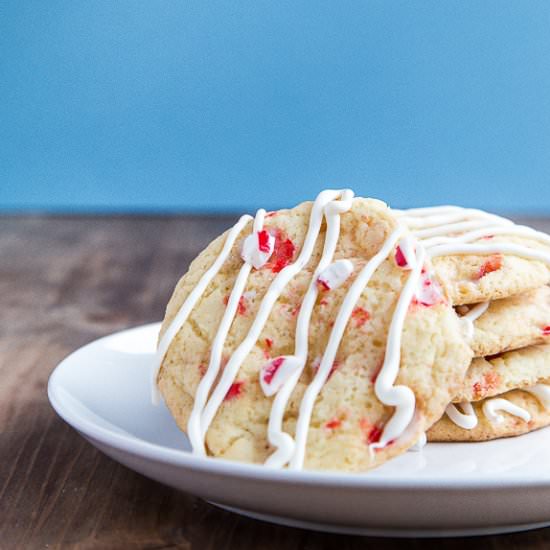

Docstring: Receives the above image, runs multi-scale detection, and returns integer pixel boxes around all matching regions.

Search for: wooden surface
[2,213,550,550]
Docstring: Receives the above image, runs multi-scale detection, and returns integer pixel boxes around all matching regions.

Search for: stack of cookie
[154,192,550,472]
[394,207,550,443]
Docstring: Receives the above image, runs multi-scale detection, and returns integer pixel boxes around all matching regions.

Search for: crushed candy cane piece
[352,307,370,327]
[360,419,383,445]
[264,229,296,273]
[394,236,416,270]
[413,269,445,307]
[317,259,354,291]
[260,356,302,396]
[224,381,244,401]
[325,417,342,430]
[542,326,550,336]
[473,371,501,399]
[241,230,275,269]
[476,255,503,280]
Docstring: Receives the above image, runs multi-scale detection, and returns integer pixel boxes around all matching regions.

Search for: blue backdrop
[1,1,550,213]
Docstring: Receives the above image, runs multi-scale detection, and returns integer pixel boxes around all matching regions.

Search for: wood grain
[1,214,550,550]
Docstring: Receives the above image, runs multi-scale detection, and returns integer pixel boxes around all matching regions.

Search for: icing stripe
[459,301,489,341]
[265,191,354,468]
[524,384,550,410]
[370,245,426,451]
[397,210,509,230]
[198,190,354,446]
[289,227,407,469]
[445,402,478,430]
[445,385,550,431]
[421,224,550,248]
[187,209,267,455]
[482,398,531,424]
[427,243,550,265]
[151,213,253,405]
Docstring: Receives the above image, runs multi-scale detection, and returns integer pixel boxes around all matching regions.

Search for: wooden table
[2,214,550,549]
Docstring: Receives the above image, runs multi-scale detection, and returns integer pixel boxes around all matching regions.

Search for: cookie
[452,344,550,403]
[155,190,472,471]
[428,387,550,442]
[459,286,550,357]
[396,206,550,306]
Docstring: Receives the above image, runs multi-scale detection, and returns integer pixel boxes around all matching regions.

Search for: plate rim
[48,322,550,492]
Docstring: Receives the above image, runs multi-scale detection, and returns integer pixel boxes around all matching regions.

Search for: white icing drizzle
[290,229,422,468]
[409,431,427,452]
[483,398,531,424]
[198,190,357,458]
[428,243,550,264]
[445,384,550,431]
[395,205,550,266]
[524,384,550,410]
[459,301,489,341]
[395,208,511,230]
[151,213,253,405]
[264,192,355,468]
[371,245,427,452]
[187,209,268,455]
[445,402,478,430]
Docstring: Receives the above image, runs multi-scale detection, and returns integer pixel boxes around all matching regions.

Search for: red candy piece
[542,326,550,336]
[352,307,370,327]
[394,246,408,267]
[223,294,247,315]
[264,229,296,273]
[257,230,272,253]
[317,278,331,291]
[367,426,383,445]
[263,357,285,385]
[263,337,274,359]
[472,371,501,398]
[325,418,342,430]
[224,381,244,401]
[476,255,503,280]
[360,418,383,445]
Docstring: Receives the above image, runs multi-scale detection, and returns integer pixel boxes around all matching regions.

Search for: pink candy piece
[259,355,302,396]
[413,269,445,307]
[241,229,275,269]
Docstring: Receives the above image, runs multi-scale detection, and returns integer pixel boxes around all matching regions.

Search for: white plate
[48,323,550,538]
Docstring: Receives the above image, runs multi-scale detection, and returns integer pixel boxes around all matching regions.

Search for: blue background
[1,1,550,213]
